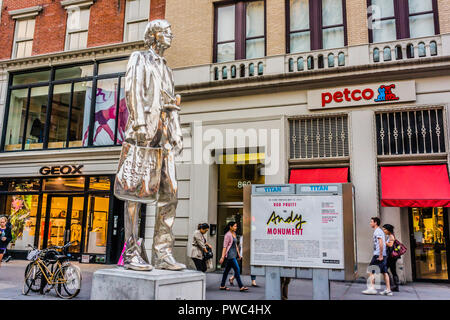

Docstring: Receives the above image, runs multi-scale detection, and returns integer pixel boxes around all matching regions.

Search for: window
[2,59,128,152]
[214,1,266,63]
[287,0,347,54]
[375,108,445,155]
[289,116,349,159]
[65,7,91,50]
[13,18,36,58]
[368,0,439,43]
[124,0,150,42]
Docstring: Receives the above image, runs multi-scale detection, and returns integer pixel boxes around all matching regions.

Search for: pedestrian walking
[383,224,400,292]
[219,221,248,292]
[0,216,12,267]
[362,217,392,296]
[190,223,212,272]
[280,277,291,300]
[229,235,258,287]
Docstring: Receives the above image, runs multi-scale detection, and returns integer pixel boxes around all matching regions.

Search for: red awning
[381,165,450,207]
[289,168,349,184]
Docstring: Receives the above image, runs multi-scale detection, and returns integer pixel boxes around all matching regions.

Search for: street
[1,260,450,300]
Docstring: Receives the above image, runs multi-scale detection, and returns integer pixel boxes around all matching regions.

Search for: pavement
[1,259,450,300]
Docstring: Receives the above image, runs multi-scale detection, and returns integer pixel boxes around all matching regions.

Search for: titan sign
[39,165,84,175]
[307,80,416,110]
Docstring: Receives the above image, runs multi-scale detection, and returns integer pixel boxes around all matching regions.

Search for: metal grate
[375,108,446,156]
[289,116,349,159]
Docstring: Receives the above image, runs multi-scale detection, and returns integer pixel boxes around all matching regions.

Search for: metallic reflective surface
[114,19,185,271]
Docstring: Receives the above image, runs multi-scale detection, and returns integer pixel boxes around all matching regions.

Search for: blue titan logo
[310,185,329,191]
[264,187,282,192]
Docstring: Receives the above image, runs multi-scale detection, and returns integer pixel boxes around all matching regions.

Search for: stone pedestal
[90,267,206,300]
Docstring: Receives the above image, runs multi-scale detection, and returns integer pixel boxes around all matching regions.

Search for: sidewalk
[1,260,449,300]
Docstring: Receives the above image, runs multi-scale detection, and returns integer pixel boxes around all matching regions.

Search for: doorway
[409,207,450,282]
[41,195,85,253]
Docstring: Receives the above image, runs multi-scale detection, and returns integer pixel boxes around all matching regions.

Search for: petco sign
[307,80,416,110]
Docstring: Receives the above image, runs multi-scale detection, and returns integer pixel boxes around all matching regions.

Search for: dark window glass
[4,88,29,151]
[25,87,49,150]
[12,70,50,86]
[8,179,40,192]
[54,65,94,81]
[215,1,265,62]
[368,0,439,42]
[70,81,91,147]
[288,0,346,53]
[49,84,71,149]
[43,177,85,191]
[89,176,111,191]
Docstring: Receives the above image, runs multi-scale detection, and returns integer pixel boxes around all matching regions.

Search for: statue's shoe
[154,255,186,271]
[123,253,153,271]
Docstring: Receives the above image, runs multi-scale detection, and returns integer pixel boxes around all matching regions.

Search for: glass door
[410,208,449,281]
[42,195,84,252]
[45,196,69,248]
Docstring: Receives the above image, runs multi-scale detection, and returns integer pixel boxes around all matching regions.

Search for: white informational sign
[251,195,344,269]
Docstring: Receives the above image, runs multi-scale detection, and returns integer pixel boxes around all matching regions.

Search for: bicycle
[23,241,82,299]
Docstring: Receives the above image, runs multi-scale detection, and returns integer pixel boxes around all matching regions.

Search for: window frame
[12,18,36,59]
[367,0,440,43]
[123,0,150,43]
[65,6,91,51]
[213,0,267,63]
[1,57,129,153]
[285,0,348,54]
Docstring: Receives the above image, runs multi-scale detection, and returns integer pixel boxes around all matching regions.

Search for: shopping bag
[114,141,163,203]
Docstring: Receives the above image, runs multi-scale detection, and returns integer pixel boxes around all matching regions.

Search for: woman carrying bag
[190,223,212,272]
[383,224,406,292]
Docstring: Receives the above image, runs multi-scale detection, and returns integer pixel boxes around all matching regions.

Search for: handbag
[390,239,407,258]
[203,246,214,261]
[114,141,163,203]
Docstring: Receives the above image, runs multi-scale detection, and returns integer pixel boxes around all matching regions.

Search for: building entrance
[409,207,449,281]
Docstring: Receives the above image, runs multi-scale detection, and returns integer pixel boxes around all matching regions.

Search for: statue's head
[144,19,173,50]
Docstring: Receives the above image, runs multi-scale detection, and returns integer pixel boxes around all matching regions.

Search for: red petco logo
[307,81,416,110]
[322,88,376,107]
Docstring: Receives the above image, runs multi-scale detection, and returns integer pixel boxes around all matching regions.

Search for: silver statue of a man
[114,19,185,271]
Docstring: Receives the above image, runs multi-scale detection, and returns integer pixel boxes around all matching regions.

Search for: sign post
[250,183,356,300]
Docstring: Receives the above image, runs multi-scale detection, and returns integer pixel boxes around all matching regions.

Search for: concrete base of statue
[90,267,206,300]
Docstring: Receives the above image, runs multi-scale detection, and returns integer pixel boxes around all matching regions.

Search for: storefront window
[49,84,71,149]
[3,60,128,152]
[8,179,40,192]
[98,60,127,75]
[54,65,94,81]
[411,207,448,280]
[25,86,49,150]
[84,194,109,254]
[4,88,28,151]
[2,194,40,250]
[93,78,127,146]
[71,81,91,147]
[89,176,111,191]
[43,177,85,191]
[12,70,50,86]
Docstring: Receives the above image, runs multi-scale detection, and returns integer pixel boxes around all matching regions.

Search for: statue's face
[157,26,173,49]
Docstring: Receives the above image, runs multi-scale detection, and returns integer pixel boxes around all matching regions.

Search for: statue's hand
[134,126,148,144]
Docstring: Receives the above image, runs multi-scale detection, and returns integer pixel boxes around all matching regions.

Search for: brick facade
[0,0,164,61]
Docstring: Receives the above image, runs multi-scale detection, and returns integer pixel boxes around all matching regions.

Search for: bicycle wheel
[23,262,42,295]
[55,263,81,299]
